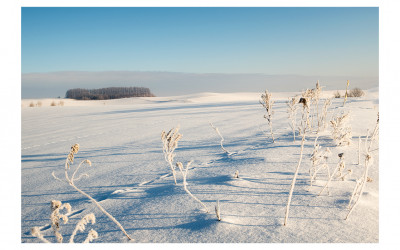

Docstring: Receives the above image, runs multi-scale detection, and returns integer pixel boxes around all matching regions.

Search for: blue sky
[21,7,378,97]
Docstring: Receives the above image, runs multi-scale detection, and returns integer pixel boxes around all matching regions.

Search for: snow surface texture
[21,89,379,243]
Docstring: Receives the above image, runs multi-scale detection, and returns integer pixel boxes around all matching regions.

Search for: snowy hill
[21,89,379,243]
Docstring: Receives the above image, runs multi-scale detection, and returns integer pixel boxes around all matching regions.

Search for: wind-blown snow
[21,90,379,243]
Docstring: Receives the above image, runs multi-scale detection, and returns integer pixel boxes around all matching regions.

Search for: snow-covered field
[21,89,379,243]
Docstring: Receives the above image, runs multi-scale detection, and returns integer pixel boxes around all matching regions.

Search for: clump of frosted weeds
[318,153,346,196]
[50,200,71,243]
[52,144,133,241]
[31,200,98,243]
[309,137,331,188]
[260,89,275,143]
[161,126,183,184]
[330,112,352,146]
[345,119,378,220]
[176,161,209,213]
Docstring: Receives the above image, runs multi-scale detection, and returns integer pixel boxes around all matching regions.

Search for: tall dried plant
[210,122,234,155]
[311,81,322,131]
[52,144,133,241]
[161,126,183,184]
[287,96,299,142]
[31,200,99,243]
[318,98,332,132]
[343,80,350,106]
[345,119,378,220]
[176,161,209,213]
[318,153,345,196]
[309,138,331,188]
[260,89,275,143]
[330,112,352,146]
[283,95,310,226]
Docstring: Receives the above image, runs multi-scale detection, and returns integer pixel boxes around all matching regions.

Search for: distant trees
[65,87,155,100]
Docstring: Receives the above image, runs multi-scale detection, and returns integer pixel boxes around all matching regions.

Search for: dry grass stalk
[69,213,98,243]
[31,227,51,243]
[287,96,299,142]
[31,200,98,243]
[260,89,275,143]
[311,81,322,131]
[330,112,352,146]
[318,98,332,132]
[52,144,133,241]
[343,80,350,106]
[345,122,377,220]
[177,161,209,213]
[318,153,345,196]
[210,122,234,155]
[284,97,310,226]
[309,137,331,188]
[50,200,71,243]
[161,126,183,184]
[215,200,221,221]
[345,153,373,220]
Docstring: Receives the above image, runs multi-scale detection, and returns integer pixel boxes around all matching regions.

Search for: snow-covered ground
[21,89,379,243]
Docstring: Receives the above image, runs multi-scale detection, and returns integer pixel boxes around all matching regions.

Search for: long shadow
[83,101,258,117]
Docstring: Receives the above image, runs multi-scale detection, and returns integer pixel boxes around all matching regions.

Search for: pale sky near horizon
[21,7,379,97]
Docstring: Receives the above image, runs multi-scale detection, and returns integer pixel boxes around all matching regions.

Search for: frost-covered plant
[161,126,183,184]
[287,96,299,142]
[70,213,97,243]
[176,161,209,213]
[367,112,379,152]
[330,112,352,146]
[345,153,373,220]
[318,153,345,196]
[345,123,377,220]
[260,89,275,143]
[309,138,331,188]
[50,200,71,243]
[31,227,51,243]
[343,80,350,106]
[299,89,312,132]
[311,81,322,131]
[52,144,133,241]
[31,200,98,243]
[318,98,332,132]
[284,97,310,226]
[210,122,234,155]
[215,200,221,221]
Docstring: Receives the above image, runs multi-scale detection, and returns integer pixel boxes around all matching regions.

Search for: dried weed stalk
[330,112,352,146]
[52,144,133,241]
[31,200,98,243]
[161,126,183,184]
[176,161,209,213]
[283,95,310,226]
[287,96,299,142]
[210,122,234,155]
[260,89,275,143]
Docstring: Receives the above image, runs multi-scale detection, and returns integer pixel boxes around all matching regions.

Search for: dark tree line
[65,87,155,100]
